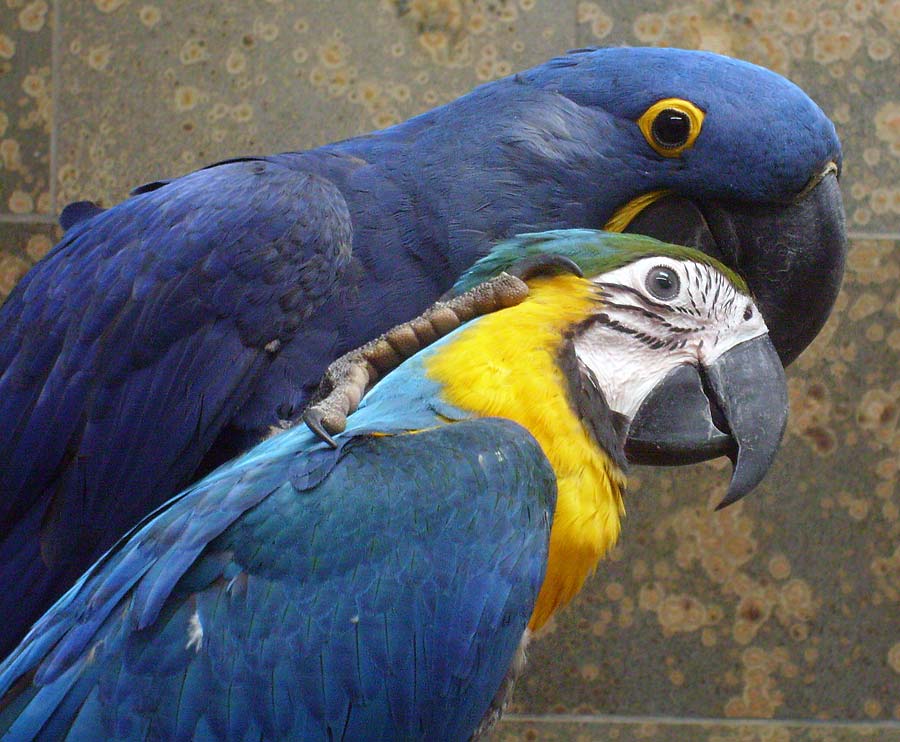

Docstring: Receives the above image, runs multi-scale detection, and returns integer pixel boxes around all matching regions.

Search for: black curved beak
[625,334,788,508]
[624,167,847,366]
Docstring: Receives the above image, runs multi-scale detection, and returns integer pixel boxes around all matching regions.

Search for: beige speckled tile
[495,717,900,741]
[0,221,61,302]
[57,0,576,208]
[575,0,900,236]
[0,0,54,216]
[512,236,900,721]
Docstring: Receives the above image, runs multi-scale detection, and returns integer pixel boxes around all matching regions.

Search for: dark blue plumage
[0,47,844,654]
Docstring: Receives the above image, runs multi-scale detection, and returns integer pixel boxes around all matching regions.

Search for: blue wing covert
[0,419,554,742]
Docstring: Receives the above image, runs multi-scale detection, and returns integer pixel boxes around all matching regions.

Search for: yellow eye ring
[637,98,705,158]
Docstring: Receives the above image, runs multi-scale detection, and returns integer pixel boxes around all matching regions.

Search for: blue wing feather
[0,418,554,742]
[0,160,353,655]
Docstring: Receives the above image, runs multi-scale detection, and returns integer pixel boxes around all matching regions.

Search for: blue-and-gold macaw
[0,231,788,740]
[0,46,842,654]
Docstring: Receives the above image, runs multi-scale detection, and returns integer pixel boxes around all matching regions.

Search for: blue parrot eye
[651,109,691,149]
[637,98,705,158]
[645,266,680,300]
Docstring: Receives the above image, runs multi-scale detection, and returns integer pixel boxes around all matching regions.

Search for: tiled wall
[1,2,898,739]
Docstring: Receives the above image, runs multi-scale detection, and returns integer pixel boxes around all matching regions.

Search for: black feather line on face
[596,280,700,318]
[592,300,693,333]
[594,282,673,312]
[596,300,665,322]
[575,312,684,351]
[558,337,629,472]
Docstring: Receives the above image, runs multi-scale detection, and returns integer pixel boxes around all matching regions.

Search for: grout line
[503,713,900,730]
[0,214,58,225]
[573,0,579,50]
[848,231,900,240]
[50,0,61,216]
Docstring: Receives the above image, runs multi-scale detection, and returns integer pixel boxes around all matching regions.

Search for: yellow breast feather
[425,275,627,630]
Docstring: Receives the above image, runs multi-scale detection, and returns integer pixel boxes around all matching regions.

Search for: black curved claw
[303,407,338,449]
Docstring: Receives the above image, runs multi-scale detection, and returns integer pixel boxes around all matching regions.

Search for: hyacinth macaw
[0,46,843,655]
[0,231,788,740]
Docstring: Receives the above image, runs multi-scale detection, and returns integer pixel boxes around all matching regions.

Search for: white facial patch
[573,257,769,420]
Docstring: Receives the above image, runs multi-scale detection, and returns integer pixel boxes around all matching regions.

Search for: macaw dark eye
[651,109,691,149]
[637,98,705,158]
[646,265,680,300]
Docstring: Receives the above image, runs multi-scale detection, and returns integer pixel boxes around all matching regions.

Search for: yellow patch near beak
[602,189,671,233]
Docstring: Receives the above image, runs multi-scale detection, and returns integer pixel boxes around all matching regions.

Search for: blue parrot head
[528,47,840,202]
[453,228,788,505]
[513,47,846,366]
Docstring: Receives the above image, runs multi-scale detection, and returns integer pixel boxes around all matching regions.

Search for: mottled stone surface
[1,0,898,735]
[0,221,60,301]
[56,0,575,207]
[0,0,53,216]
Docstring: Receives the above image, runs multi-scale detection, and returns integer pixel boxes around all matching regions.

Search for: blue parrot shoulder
[0,414,555,741]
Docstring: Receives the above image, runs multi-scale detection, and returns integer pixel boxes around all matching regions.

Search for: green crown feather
[453,230,749,295]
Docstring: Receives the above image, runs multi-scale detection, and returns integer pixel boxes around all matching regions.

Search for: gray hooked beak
[624,334,788,508]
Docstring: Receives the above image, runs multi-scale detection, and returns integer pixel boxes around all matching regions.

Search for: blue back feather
[0,412,553,741]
